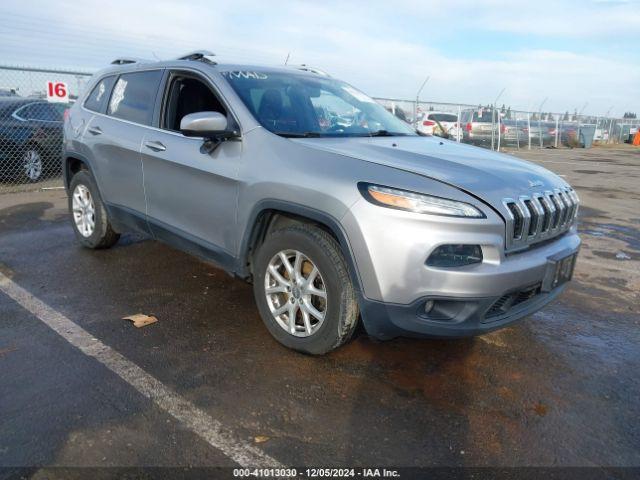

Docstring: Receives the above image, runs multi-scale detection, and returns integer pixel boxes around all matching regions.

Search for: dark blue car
[0,98,67,182]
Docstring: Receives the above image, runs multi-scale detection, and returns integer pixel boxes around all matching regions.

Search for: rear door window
[428,113,457,122]
[107,70,163,125]
[84,76,116,113]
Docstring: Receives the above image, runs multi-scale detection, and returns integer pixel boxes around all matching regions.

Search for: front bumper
[359,281,569,339]
[342,197,581,339]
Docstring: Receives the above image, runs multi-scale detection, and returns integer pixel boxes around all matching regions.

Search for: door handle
[87,126,102,135]
[144,140,166,152]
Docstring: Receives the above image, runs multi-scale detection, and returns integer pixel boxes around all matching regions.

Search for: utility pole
[414,75,430,125]
[578,102,589,118]
[578,102,588,115]
[284,52,290,65]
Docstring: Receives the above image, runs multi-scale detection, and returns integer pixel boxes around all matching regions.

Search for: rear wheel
[253,224,359,355]
[68,170,120,249]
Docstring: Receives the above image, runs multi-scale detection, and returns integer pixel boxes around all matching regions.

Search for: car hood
[291,135,568,209]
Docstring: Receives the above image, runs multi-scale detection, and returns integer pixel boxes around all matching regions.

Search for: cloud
[1,0,639,115]
[396,0,640,38]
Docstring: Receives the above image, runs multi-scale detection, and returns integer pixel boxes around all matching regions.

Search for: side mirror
[180,111,236,138]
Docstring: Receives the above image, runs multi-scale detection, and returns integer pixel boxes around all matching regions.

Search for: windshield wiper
[273,131,322,138]
[367,130,409,137]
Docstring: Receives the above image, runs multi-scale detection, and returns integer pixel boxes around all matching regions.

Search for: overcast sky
[2,0,639,115]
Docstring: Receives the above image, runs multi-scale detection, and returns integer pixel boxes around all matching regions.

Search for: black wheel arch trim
[62,149,97,190]
[237,199,365,296]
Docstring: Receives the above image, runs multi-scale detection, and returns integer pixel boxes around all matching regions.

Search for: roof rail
[111,57,148,65]
[176,50,217,64]
[291,64,331,77]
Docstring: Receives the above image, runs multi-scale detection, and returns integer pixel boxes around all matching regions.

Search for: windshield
[221,70,416,137]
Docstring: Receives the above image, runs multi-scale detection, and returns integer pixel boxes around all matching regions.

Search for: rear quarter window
[19,103,62,121]
[107,70,163,125]
[84,76,116,113]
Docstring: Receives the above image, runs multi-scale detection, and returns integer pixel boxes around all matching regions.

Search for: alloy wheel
[72,184,96,238]
[23,149,42,181]
[264,249,327,337]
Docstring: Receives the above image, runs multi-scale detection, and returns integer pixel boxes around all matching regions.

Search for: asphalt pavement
[1,146,639,475]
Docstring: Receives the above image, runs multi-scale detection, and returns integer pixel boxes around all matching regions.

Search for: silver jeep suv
[63,52,580,354]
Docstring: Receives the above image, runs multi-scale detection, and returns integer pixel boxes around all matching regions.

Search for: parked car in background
[0,98,67,182]
[460,108,497,146]
[460,109,526,147]
[415,111,458,137]
[525,121,554,146]
[500,119,526,146]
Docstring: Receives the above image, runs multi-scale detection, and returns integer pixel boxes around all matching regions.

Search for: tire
[252,224,359,355]
[68,169,120,249]
[21,147,43,182]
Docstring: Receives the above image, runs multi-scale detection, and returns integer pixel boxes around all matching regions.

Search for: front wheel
[252,224,359,355]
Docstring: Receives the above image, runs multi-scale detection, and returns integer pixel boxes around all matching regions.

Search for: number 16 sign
[46,81,69,103]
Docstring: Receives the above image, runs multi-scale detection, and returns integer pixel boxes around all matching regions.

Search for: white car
[415,111,459,138]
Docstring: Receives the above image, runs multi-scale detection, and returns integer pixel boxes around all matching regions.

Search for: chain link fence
[1,64,638,195]
[0,66,92,194]
[375,97,640,152]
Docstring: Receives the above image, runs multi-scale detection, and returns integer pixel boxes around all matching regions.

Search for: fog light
[426,244,483,267]
[424,300,435,314]
[420,299,467,321]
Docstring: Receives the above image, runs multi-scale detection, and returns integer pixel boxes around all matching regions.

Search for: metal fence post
[619,120,624,143]
[555,116,559,148]
[527,112,531,150]
[497,109,501,152]
[492,107,496,150]
[538,116,543,149]
[607,118,613,144]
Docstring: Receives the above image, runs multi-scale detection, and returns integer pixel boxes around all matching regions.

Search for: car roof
[0,97,46,107]
[0,98,51,115]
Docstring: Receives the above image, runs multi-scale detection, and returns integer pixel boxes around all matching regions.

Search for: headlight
[359,183,485,218]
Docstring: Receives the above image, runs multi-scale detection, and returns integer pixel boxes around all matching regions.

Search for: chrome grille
[503,187,579,251]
